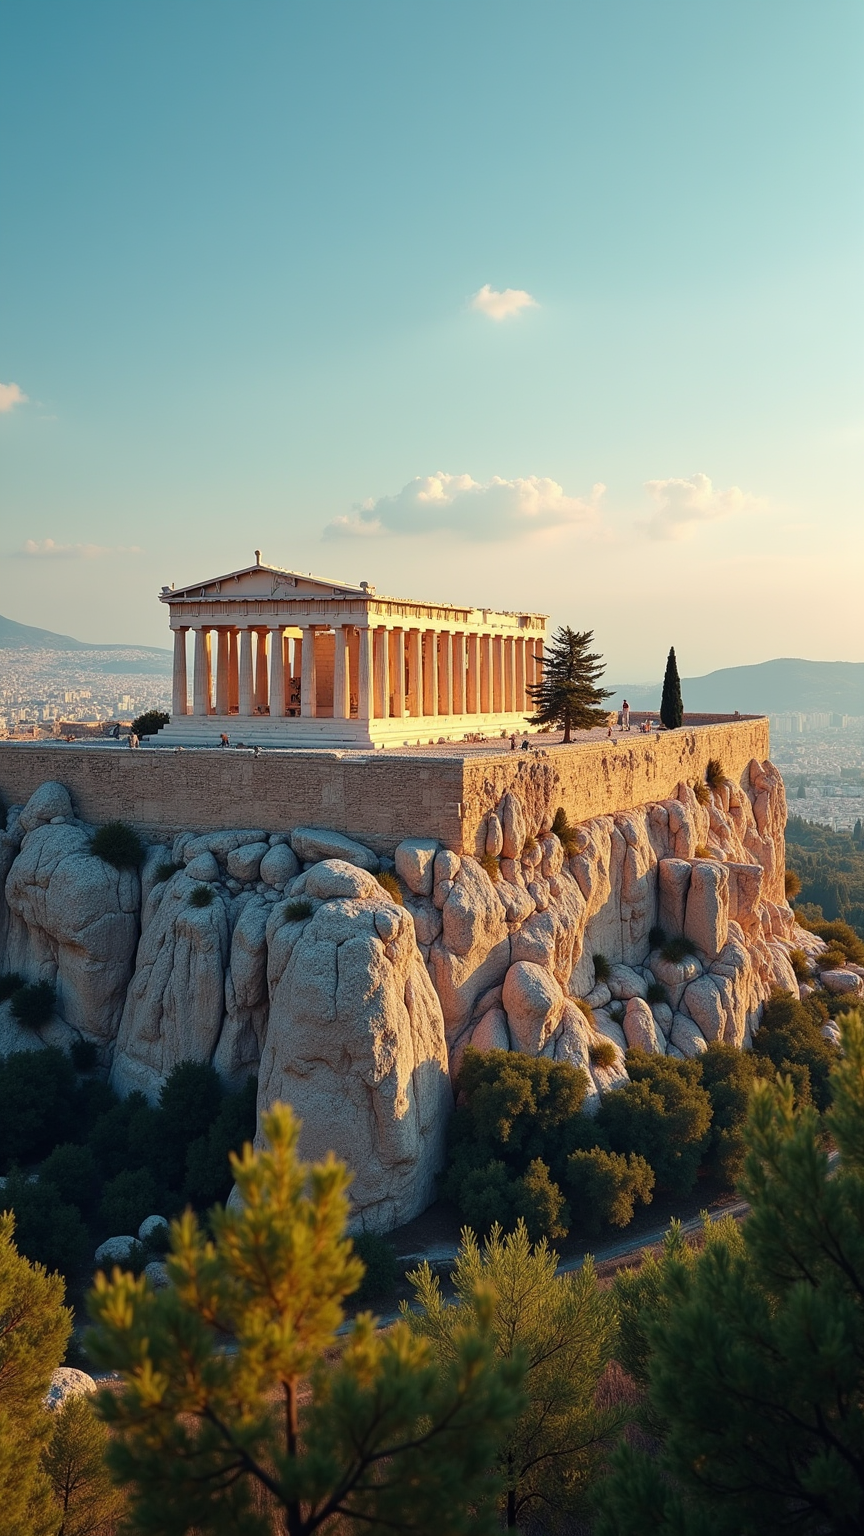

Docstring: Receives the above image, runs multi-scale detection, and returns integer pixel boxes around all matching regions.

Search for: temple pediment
[161,558,368,606]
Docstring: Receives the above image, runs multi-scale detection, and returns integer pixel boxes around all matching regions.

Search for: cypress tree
[526,627,613,744]
[660,647,683,729]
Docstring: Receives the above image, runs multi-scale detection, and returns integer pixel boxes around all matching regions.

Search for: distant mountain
[607,659,864,717]
[0,612,169,657]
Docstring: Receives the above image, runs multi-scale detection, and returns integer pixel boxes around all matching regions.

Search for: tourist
[510,733,517,751]
[128,731,139,750]
[521,739,529,751]
[220,732,230,748]
[622,699,631,731]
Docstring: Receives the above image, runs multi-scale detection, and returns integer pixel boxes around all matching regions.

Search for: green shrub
[156,1060,225,1194]
[592,953,611,983]
[521,834,538,856]
[0,971,24,1002]
[597,1052,712,1195]
[805,919,864,965]
[131,709,169,737]
[351,1232,399,1304]
[648,926,666,951]
[705,758,727,791]
[39,1142,101,1216]
[480,852,500,882]
[284,898,313,922]
[189,883,215,908]
[10,981,55,1028]
[785,868,802,901]
[574,997,595,1026]
[511,1158,569,1242]
[1,1169,91,1281]
[565,1148,655,1234]
[152,860,179,884]
[698,1043,762,1186]
[752,989,837,1112]
[645,981,669,1006]
[183,1076,258,1208]
[660,935,697,964]
[0,1048,77,1170]
[691,780,710,806]
[788,948,811,982]
[375,870,404,905]
[70,1038,98,1073]
[91,821,145,870]
[551,807,579,855]
[589,1039,618,1070]
[98,1168,159,1237]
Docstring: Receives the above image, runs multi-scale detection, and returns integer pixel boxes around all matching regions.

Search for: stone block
[684,860,729,959]
[395,837,439,896]
[289,827,378,872]
[658,857,691,936]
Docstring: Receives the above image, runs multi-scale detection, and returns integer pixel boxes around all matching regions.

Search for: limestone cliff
[0,758,857,1231]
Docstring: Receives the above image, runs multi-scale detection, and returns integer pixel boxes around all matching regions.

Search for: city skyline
[2,1,862,677]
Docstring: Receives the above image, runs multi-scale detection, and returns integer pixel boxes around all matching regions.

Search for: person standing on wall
[621,699,630,731]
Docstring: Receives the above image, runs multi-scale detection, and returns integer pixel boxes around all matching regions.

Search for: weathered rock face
[0,753,808,1232]
[257,884,451,1232]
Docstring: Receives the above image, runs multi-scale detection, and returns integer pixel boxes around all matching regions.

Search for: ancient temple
[158,553,548,748]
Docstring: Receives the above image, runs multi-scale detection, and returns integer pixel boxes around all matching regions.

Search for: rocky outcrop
[0,754,817,1232]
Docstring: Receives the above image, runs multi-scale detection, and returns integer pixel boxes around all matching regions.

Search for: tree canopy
[659,647,683,729]
[88,1103,524,1536]
[526,627,612,743]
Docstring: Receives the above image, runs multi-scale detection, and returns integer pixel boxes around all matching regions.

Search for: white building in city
[158,554,548,748]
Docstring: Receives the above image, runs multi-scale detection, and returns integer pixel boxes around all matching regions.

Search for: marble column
[480,634,492,713]
[390,628,406,718]
[407,629,422,716]
[254,631,269,712]
[282,634,292,713]
[505,637,517,713]
[438,629,453,716]
[423,630,439,718]
[466,633,479,714]
[492,636,504,713]
[374,626,390,718]
[357,626,374,720]
[453,632,466,715]
[192,628,212,716]
[534,639,544,689]
[301,627,317,717]
[215,630,230,714]
[171,628,189,717]
[268,627,285,717]
[515,636,526,711]
[228,630,239,712]
[333,625,351,719]
[238,628,255,716]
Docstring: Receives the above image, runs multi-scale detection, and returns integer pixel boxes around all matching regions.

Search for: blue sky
[1,1,862,678]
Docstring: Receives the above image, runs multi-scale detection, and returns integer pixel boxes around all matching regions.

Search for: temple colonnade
[172,622,544,722]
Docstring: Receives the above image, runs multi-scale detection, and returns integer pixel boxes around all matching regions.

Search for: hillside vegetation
[786,816,864,934]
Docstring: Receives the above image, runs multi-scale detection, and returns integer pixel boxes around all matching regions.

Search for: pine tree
[88,1104,524,1536]
[42,1395,127,1536]
[659,647,683,729]
[526,627,612,743]
[598,1008,864,1536]
[0,1211,72,1535]
[405,1220,621,1529]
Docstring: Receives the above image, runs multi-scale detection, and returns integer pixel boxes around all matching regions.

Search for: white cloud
[470,283,537,321]
[16,539,142,559]
[0,382,28,413]
[638,472,764,540]
[325,472,605,542]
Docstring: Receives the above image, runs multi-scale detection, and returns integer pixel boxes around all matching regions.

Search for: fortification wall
[0,717,769,855]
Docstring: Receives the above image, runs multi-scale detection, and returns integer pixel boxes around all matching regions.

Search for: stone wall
[0,718,768,856]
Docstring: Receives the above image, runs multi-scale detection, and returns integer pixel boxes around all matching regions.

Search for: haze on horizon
[1,1,862,683]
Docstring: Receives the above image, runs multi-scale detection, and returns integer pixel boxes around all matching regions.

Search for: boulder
[183,830,268,863]
[485,813,504,857]
[502,962,565,1054]
[19,782,74,833]
[138,1214,169,1243]
[470,1006,510,1053]
[652,1001,673,1038]
[622,996,665,1054]
[670,1013,708,1057]
[259,843,301,888]
[305,860,380,902]
[289,827,378,873]
[95,1236,137,1267]
[45,1367,96,1410]
[658,858,692,938]
[499,792,527,859]
[684,861,729,960]
[257,890,452,1232]
[226,842,271,882]
[185,852,220,882]
[607,964,648,1001]
[592,1010,627,1053]
[820,969,864,997]
[394,838,438,896]
[145,1261,170,1289]
[682,974,725,1042]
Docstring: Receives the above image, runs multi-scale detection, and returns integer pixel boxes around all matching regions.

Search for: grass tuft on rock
[284,898,313,922]
[660,935,698,964]
[705,758,727,792]
[91,822,145,870]
[10,981,56,1029]
[589,1038,618,1070]
[592,953,611,983]
[480,852,501,882]
[375,870,404,905]
[0,972,25,1003]
[189,884,215,908]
